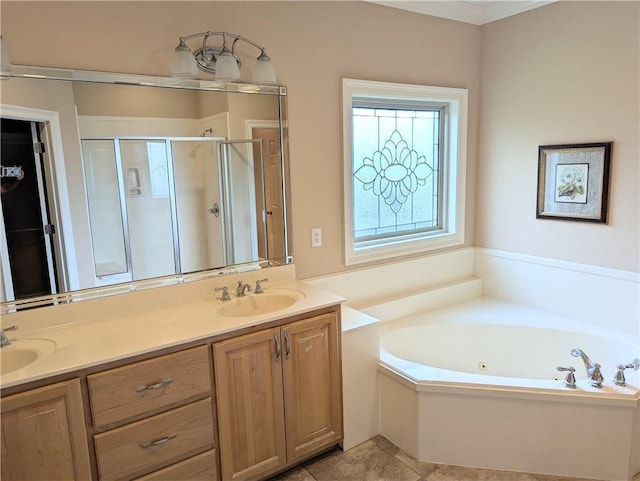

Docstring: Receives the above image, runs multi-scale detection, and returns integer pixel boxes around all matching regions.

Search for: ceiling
[364,1,556,25]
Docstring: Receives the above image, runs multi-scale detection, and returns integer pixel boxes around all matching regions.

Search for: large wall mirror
[0,66,292,311]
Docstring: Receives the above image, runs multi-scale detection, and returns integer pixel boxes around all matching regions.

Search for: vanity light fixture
[171,31,276,85]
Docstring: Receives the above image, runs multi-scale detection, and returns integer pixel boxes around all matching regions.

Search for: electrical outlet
[311,228,322,247]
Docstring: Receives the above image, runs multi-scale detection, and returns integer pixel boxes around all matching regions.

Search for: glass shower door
[119,139,177,280]
[218,139,265,266]
[81,140,129,280]
[82,139,178,285]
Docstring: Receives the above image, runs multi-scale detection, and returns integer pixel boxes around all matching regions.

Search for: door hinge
[44,224,55,235]
[34,142,45,154]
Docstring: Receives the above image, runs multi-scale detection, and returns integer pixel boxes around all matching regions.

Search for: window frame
[342,78,468,265]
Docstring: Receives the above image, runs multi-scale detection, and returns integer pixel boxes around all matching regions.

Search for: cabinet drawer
[133,449,218,481]
[94,398,214,481]
[88,346,211,427]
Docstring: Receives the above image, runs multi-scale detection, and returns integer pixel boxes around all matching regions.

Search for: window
[342,79,468,265]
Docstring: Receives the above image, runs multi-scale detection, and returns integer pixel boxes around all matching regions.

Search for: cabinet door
[1,379,92,481]
[213,327,286,481]
[282,312,343,462]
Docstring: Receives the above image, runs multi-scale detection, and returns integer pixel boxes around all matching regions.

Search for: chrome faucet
[556,366,577,389]
[613,359,640,386]
[0,325,17,348]
[236,280,253,297]
[215,286,231,302]
[570,348,603,387]
[254,278,268,294]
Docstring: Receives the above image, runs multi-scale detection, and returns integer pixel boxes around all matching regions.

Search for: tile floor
[269,436,640,481]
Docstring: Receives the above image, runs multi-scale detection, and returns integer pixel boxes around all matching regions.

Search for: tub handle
[557,366,576,389]
[613,360,639,386]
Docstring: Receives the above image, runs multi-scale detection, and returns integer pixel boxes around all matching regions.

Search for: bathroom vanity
[0,273,344,481]
[0,64,344,480]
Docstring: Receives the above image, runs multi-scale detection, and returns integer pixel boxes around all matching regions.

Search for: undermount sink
[217,289,305,318]
[1,338,57,375]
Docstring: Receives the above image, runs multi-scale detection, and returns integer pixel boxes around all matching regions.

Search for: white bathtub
[376,297,640,481]
[380,298,639,390]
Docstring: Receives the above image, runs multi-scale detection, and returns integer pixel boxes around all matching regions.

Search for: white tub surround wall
[379,368,639,481]
[340,306,380,450]
[474,247,640,337]
[306,247,476,309]
[306,247,480,451]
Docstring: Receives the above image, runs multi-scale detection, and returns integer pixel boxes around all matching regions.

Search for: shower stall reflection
[81,137,264,287]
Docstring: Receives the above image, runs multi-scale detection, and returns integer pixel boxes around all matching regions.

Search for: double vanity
[0,64,343,480]
[0,267,345,481]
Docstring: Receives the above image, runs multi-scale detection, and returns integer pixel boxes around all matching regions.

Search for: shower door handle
[208,203,220,217]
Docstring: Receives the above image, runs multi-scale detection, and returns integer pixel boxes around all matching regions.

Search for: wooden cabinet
[89,346,216,481]
[1,379,92,481]
[214,311,342,481]
[1,304,342,481]
[282,313,342,462]
[214,327,287,480]
[132,450,218,481]
[87,346,211,428]
[94,398,215,481]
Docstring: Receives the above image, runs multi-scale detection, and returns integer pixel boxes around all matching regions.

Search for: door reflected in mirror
[0,66,291,307]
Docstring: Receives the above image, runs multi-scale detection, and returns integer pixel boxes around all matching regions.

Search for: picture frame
[536,142,612,223]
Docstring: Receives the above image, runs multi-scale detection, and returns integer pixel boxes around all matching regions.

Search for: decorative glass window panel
[352,105,443,242]
[342,79,468,265]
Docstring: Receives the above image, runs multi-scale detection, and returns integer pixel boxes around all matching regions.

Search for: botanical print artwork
[554,163,588,204]
[537,142,611,223]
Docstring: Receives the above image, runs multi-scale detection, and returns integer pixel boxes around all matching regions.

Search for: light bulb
[252,51,276,85]
[171,39,198,79]
[215,51,241,82]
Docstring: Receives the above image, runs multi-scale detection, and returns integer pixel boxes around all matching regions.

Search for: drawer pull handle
[140,433,177,449]
[136,378,173,393]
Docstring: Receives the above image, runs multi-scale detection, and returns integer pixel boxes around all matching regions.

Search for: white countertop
[1,277,345,390]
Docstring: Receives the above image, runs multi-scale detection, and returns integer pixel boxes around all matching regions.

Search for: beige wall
[73,83,201,118]
[477,1,639,272]
[1,1,481,279]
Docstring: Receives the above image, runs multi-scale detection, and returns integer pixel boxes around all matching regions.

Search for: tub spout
[570,348,603,387]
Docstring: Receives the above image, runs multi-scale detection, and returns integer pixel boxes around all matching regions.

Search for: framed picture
[536,142,612,223]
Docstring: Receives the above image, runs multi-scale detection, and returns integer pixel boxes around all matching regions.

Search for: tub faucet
[613,359,640,386]
[570,348,603,387]
[556,366,576,389]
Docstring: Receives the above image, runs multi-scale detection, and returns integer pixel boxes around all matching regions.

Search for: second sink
[1,338,57,375]
[217,289,305,318]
